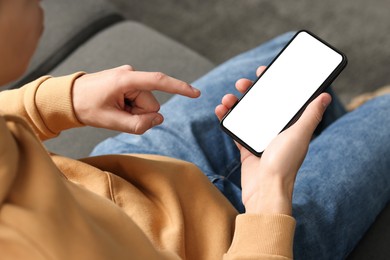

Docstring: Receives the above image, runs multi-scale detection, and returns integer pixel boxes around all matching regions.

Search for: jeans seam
[224,158,241,180]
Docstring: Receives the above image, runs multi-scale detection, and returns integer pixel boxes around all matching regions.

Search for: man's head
[0,0,43,86]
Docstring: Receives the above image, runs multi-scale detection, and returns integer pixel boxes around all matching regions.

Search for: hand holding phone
[216,68,333,214]
[220,30,347,156]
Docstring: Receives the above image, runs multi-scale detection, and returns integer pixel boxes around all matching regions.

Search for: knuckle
[178,81,189,89]
[152,103,161,112]
[135,129,146,135]
[152,72,166,81]
[133,127,144,135]
[121,64,134,71]
[313,110,323,124]
[133,120,146,135]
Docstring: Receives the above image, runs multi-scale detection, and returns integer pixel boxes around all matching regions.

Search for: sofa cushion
[4,0,122,89]
[48,21,214,103]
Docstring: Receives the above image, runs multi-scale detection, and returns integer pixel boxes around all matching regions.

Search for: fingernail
[152,116,162,126]
[190,85,200,93]
[193,88,201,95]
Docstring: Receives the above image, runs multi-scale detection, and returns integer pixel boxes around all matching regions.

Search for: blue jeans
[91,32,390,259]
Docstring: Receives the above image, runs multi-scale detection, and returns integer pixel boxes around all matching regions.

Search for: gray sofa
[5,0,389,259]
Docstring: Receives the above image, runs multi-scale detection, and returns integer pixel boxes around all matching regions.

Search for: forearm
[0,73,85,140]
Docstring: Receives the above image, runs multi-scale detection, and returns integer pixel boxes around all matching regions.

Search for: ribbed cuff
[227,214,296,259]
[35,72,85,136]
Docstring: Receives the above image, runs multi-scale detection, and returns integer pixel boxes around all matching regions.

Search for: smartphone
[220,30,347,156]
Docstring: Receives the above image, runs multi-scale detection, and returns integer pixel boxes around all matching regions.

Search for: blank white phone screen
[222,31,343,154]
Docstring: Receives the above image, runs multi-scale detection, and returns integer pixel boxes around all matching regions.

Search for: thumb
[125,112,164,134]
[291,93,332,139]
[104,110,164,134]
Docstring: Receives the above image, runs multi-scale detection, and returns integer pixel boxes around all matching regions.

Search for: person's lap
[91,32,390,259]
[293,94,390,259]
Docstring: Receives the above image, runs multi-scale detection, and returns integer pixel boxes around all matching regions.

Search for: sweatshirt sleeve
[224,214,296,260]
[0,73,85,141]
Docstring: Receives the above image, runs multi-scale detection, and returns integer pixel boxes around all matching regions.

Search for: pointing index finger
[122,71,201,98]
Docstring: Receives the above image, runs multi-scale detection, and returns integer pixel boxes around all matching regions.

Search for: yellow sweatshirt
[0,73,295,259]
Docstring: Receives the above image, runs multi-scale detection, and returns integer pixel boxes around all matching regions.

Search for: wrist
[243,177,294,215]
